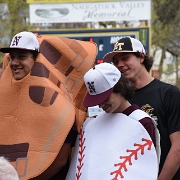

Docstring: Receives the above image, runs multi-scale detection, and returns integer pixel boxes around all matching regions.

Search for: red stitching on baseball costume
[76,127,86,180]
[110,138,152,179]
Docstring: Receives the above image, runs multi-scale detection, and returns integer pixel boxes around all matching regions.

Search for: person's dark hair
[133,52,153,72]
[113,75,134,100]
[31,50,39,60]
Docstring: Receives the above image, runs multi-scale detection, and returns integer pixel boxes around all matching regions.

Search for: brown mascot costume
[0,33,97,179]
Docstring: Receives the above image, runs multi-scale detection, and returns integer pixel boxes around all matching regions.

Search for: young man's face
[113,52,143,81]
[10,49,35,80]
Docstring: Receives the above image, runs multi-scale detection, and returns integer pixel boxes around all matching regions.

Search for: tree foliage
[0,0,29,60]
[0,0,29,43]
[152,0,180,56]
[152,0,180,86]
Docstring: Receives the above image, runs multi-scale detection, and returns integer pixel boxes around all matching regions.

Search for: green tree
[0,0,30,61]
[0,0,29,39]
[152,0,180,70]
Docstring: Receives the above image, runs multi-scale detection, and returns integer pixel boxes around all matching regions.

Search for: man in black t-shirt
[103,36,180,180]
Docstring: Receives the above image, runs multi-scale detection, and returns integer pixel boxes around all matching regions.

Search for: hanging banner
[29,1,151,23]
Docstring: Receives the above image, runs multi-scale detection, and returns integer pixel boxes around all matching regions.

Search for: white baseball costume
[66,112,158,180]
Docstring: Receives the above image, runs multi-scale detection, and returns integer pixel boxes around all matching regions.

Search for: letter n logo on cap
[12,36,22,46]
[87,82,96,93]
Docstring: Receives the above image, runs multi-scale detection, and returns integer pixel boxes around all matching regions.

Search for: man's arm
[158,131,180,180]
[31,143,71,180]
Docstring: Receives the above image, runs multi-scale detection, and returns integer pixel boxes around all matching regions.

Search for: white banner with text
[29,1,151,23]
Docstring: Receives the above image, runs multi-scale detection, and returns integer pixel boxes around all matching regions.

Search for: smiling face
[113,52,144,81]
[10,49,35,80]
[99,92,129,113]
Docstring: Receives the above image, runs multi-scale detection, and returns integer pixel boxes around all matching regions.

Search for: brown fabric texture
[0,35,97,179]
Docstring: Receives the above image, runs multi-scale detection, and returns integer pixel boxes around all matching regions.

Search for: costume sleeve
[139,117,156,147]
[165,86,180,135]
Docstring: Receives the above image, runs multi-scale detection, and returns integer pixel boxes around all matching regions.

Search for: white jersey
[66,112,158,180]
